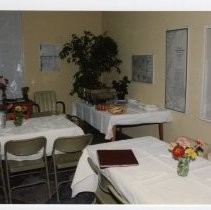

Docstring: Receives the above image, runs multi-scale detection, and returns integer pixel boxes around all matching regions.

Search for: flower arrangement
[169,136,205,160]
[169,136,205,176]
[0,75,8,90]
[13,105,28,126]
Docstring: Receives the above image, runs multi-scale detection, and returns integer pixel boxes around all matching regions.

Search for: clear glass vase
[14,116,23,126]
[177,157,190,177]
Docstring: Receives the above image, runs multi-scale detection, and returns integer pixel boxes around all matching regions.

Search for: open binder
[97,149,139,168]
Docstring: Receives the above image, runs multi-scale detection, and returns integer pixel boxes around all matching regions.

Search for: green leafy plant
[59,31,122,97]
[112,76,131,100]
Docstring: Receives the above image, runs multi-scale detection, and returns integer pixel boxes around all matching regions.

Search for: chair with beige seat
[52,134,93,202]
[4,136,51,203]
[87,157,129,204]
[32,90,65,117]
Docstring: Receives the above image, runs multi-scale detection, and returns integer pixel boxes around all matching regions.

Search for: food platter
[108,104,127,114]
[96,103,127,114]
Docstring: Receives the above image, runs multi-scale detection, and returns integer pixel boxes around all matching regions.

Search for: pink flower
[176,136,191,148]
[196,138,205,146]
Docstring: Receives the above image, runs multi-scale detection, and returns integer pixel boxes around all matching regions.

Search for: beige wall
[22,11,211,143]
[23,11,102,114]
[102,11,211,143]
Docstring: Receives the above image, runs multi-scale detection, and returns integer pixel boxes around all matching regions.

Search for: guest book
[97,149,139,168]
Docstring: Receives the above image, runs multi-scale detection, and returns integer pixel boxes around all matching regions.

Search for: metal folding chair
[4,136,51,203]
[52,134,93,202]
[87,157,129,204]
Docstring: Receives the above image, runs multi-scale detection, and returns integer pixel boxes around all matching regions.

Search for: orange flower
[172,145,185,158]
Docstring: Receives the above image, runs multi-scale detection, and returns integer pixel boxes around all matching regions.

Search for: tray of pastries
[108,104,127,114]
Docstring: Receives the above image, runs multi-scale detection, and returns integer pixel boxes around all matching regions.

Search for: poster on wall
[39,44,61,71]
[132,55,154,83]
[165,28,188,113]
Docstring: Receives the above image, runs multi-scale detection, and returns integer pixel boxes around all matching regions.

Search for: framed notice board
[165,28,188,113]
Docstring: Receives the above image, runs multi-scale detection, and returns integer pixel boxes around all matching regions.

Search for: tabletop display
[72,100,172,140]
[0,114,84,158]
[71,136,211,204]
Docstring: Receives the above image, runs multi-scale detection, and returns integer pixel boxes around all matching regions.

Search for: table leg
[158,123,163,140]
[112,125,117,141]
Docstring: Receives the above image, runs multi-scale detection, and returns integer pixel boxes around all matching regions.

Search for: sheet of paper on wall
[40,43,61,71]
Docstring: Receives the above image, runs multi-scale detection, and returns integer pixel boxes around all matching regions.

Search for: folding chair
[4,136,51,203]
[52,134,93,202]
[87,157,129,204]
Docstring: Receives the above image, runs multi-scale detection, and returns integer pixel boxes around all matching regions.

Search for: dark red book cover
[97,149,139,168]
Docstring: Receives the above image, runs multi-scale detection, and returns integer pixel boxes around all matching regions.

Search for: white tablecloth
[72,101,172,139]
[71,136,211,204]
[0,114,84,158]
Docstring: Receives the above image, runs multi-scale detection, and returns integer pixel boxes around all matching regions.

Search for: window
[201,27,211,121]
[0,11,24,100]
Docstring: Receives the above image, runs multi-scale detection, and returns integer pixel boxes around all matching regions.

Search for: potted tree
[112,76,131,100]
[59,31,122,101]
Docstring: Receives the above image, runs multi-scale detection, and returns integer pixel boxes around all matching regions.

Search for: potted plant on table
[59,31,122,101]
[112,76,131,100]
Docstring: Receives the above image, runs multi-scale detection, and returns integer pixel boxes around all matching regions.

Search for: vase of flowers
[177,156,190,176]
[0,76,8,103]
[169,136,205,177]
[13,105,27,126]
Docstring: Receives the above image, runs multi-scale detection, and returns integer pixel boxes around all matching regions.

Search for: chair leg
[53,160,60,202]
[5,170,12,203]
[0,168,8,203]
[44,158,51,199]
[55,169,60,202]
